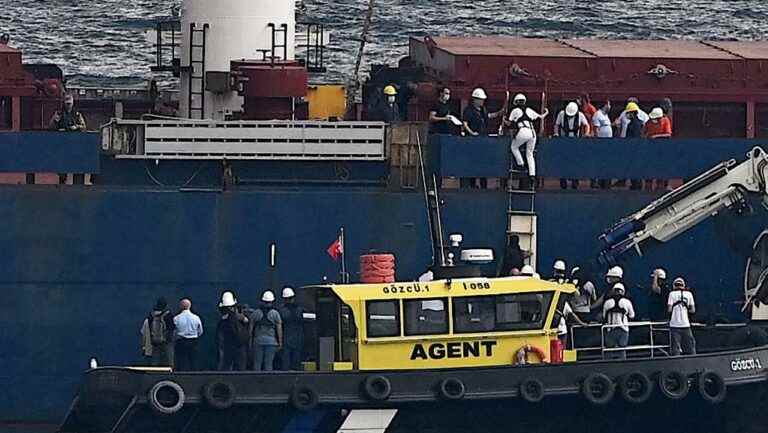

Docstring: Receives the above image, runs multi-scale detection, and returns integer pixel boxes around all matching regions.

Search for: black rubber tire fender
[148,380,185,415]
[619,371,653,404]
[582,373,615,405]
[290,385,319,411]
[362,375,392,401]
[519,378,545,403]
[658,370,690,400]
[437,377,466,400]
[202,381,236,410]
[698,370,727,404]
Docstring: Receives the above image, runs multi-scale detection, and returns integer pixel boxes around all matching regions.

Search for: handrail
[570,321,671,359]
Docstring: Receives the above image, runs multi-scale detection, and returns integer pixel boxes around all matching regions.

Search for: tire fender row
[144,369,728,415]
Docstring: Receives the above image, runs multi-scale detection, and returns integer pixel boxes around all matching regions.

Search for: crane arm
[598,147,768,266]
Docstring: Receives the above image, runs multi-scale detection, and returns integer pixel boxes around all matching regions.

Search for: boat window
[366,300,400,338]
[453,296,495,333]
[453,293,553,333]
[495,293,553,331]
[404,298,448,336]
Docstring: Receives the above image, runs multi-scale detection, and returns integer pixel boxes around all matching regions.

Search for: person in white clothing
[602,283,635,360]
[557,300,587,347]
[615,97,649,137]
[569,266,597,321]
[418,266,434,282]
[507,93,548,189]
[592,101,613,138]
[554,102,590,137]
[667,277,696,355]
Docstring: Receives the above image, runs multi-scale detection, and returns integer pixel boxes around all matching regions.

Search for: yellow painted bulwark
[307,85,346,119]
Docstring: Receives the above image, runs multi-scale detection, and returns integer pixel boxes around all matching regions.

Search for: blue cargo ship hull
[0,133,765,423]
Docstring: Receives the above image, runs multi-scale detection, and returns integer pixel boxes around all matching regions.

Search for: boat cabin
[309,276,577,371]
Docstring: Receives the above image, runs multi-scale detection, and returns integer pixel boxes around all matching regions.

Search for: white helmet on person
[649,107,664,120]
[606,266,624,279]
[513,93,526,104]
[262,290,276,303]
[219,291,237,307]
[282,287,296,298]
[471,88,487,100]
[565,102,579,116]
[613,282,626,294]
[521,264,535,276]
[673,277,686,288]
[652,268,667,279]
[553,260,566,272]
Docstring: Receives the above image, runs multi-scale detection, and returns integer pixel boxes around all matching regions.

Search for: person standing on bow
[667,277,696,355]
[278,287,305,371]
[648,268,669,321]
[507,93,548,190]
[173,298,203,371]
[216,291,251,371]
[252,291,283,371]
[602,282,635,360]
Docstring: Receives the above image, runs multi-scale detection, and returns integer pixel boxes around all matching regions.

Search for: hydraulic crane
[597,147,768,318]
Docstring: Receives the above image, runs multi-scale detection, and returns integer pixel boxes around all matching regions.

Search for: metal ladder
[506,171,537,269]
[187,23,208,119]
[269,23,288,63]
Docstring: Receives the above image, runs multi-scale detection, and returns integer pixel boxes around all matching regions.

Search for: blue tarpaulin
[0,132,100,173]
[431,134,765,178]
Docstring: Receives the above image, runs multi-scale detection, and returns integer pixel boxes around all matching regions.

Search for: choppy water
[2,0,767,87]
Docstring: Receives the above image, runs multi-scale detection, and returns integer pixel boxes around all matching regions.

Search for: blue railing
[0,132,100,173]
[430,135,765,179]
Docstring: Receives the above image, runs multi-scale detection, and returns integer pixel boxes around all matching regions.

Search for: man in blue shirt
[173,298,203,371]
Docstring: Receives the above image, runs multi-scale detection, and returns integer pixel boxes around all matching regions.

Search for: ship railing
[100,118,387,161]
[570,321,671,359]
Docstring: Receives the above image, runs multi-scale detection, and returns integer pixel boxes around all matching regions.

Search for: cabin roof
[309,277,575,303]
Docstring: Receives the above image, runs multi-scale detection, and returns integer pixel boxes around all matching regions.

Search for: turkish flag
[326,237,343,261]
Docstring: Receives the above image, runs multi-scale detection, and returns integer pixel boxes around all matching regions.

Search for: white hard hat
[613,282,626,293]
[513,93,526,103]
[606,266,624,279]
[282,287,295,298]
[652,268,667,279]
[521,264,535,276]
[262,290,276,303]
[673,277,686,287]
[471,88,487,100]
[553,260,566,271]
[649,107,664,120]
[219,291,237,307]
[565,102,578,116]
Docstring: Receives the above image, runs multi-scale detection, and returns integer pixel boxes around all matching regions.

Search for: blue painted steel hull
[0,134,766,423]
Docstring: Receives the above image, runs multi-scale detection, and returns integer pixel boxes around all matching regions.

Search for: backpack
[233,311,252,346]
[149,312,168,345]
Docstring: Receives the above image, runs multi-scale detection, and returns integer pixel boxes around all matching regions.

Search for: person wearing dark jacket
[372,85,402,122]
[48,94,86,132]
[498,235,529,276]
[140,297,175,367]
[216,291,250,371]
[278,287,305,370]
